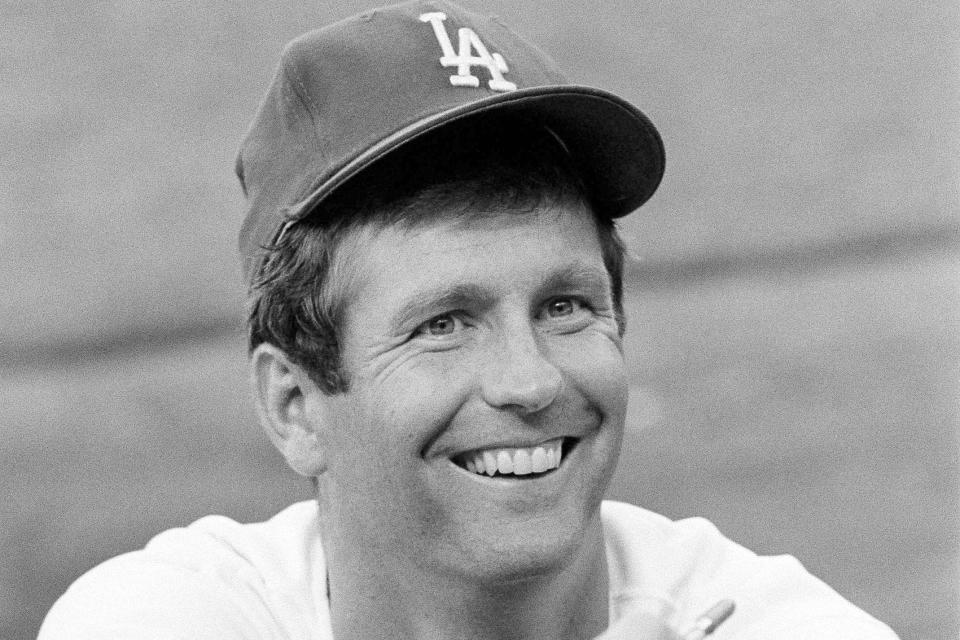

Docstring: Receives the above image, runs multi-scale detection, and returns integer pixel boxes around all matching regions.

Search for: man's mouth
[452,437,569,478]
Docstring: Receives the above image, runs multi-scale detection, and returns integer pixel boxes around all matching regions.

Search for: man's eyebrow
[537,263,612,296]
[390,283,492,330]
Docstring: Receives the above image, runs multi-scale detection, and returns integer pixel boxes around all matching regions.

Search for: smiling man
[243,112,636,640]
[39,2,899,639]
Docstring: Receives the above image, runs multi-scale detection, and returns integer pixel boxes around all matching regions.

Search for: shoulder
[38,501,330,640]
[600,500,900,639]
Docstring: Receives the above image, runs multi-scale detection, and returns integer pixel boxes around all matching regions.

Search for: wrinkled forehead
[368,190,597,235]
[323,200,605,313]
[350,194,599,252]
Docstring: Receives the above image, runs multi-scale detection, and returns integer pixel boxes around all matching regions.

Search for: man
[40,2,899,639]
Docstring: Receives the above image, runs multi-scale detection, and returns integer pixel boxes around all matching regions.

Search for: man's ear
[250,343,328,477]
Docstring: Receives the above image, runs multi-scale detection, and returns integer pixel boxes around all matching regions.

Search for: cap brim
[286,85,665,223]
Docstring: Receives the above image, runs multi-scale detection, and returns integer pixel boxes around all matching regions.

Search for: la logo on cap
[420,12,517,92]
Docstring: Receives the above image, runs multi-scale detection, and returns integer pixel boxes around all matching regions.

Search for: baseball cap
[236,0,665,284]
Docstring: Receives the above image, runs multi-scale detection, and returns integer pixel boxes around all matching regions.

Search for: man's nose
[480,323,563,414]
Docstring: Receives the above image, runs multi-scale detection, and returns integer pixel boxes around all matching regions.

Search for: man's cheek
[385,352,479,405]
[555,341,628,406]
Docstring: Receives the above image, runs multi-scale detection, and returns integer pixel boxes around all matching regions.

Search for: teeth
[496,450,514,474]
[483,451,496,476]
[460,438,564,477]
[530,447,547,473]
[513,450,531,475]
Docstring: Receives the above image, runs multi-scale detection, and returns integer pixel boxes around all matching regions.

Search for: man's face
[309,202,627,582]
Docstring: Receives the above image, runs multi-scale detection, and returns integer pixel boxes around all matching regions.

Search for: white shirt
[38,500,898,639]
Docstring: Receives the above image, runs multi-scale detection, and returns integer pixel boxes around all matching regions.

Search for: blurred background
[2,1,957,638]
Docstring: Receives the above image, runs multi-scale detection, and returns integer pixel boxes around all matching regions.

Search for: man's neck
[321,520,610,640]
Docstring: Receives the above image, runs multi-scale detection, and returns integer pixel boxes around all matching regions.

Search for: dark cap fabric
[236,0,665,284]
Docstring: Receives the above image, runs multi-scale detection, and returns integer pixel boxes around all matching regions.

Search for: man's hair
[247,114,628,394]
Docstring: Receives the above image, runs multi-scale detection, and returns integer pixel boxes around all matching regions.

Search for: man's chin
[430,510,606,586]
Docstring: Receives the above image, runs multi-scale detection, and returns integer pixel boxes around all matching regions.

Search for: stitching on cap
[281,50,322,150]
[279,47,327,206]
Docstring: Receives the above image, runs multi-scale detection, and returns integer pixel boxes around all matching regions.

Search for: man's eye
[544,297,582,318]
[417,313,460,337]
